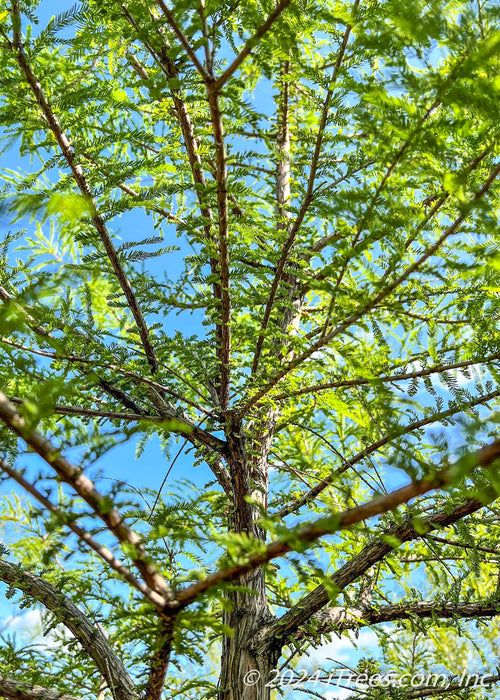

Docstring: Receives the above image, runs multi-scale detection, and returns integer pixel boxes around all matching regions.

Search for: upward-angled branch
[207,86,231,411]
[0,559,138,700]
[117,6,225,402]
[174,438,500,608]
[277,387,500,517]
[10,2,158,375]
[239,157,500,416]
[259,492,497,650]
[273,351,500,401]
[0,458,167,610]
[250,5,358,375]
[0,391,175,604]
[155,0,210,80]
[213,0,293,89]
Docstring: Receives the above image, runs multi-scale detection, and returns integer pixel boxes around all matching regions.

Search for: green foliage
[1,0,500,698]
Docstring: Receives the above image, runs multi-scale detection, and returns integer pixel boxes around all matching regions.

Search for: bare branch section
[0,458,167,609]
[0,559,138,700]
[175,439,500,607]
[9,2,157,374]
[0,677,82,700]
[0,391,174,604]
[304,600,500,640]
[261,494,495,649]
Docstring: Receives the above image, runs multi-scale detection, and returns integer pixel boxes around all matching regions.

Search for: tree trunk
[218,412,280,700]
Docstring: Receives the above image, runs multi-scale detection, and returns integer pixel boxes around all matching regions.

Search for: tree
[1,0,500,698]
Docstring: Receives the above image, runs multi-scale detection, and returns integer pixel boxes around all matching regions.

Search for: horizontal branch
[273,352,500,401]
[306,599,500,640]
[5,395,226,455]
[174,438,500,609]
[0,560,137,700]
[0,677,82,700]
[0,391,175,605]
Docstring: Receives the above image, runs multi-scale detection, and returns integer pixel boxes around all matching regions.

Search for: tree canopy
[1,0,500,699]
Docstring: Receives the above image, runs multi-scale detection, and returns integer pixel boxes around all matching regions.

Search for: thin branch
[10,2,158,375]
[116,2,224,401]
[273,352,500,401]
[155,0,210,80]
[0,390,176,605]
[0,459,167,609]
[277,388,500,518]
[238,158,500,416]
[0,559,138,700]
[175,438,500,608]
[207,86,231,411]
[424,533,500,556]
[213,0,293,89]
[0,336,218,419]
[250,8,357,375]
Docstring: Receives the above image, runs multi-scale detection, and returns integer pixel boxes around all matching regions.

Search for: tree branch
[0,458,167,609]
[250,9,357,375]
[207,86,231,411]
[10,2,158,375]
[238,158,500,416]
[277,388,500,518]
[0,559,138,700]
[213,0,292,89]
[301,600,500,641]
[273,352,500,401]
[0,391,175,605]
[0,677,83,700]
[144,617,176,700]
[174,439,500,609]
[155,0,210,80]
[259,493,497,650]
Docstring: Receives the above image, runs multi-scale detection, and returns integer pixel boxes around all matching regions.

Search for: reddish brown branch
[0,458,167,609]
[213,0,293,89]
[0,390,175,604]
[10,2,158,375]
[277,388,500,518]
[175,439,500,608]
[273,352,500,401]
